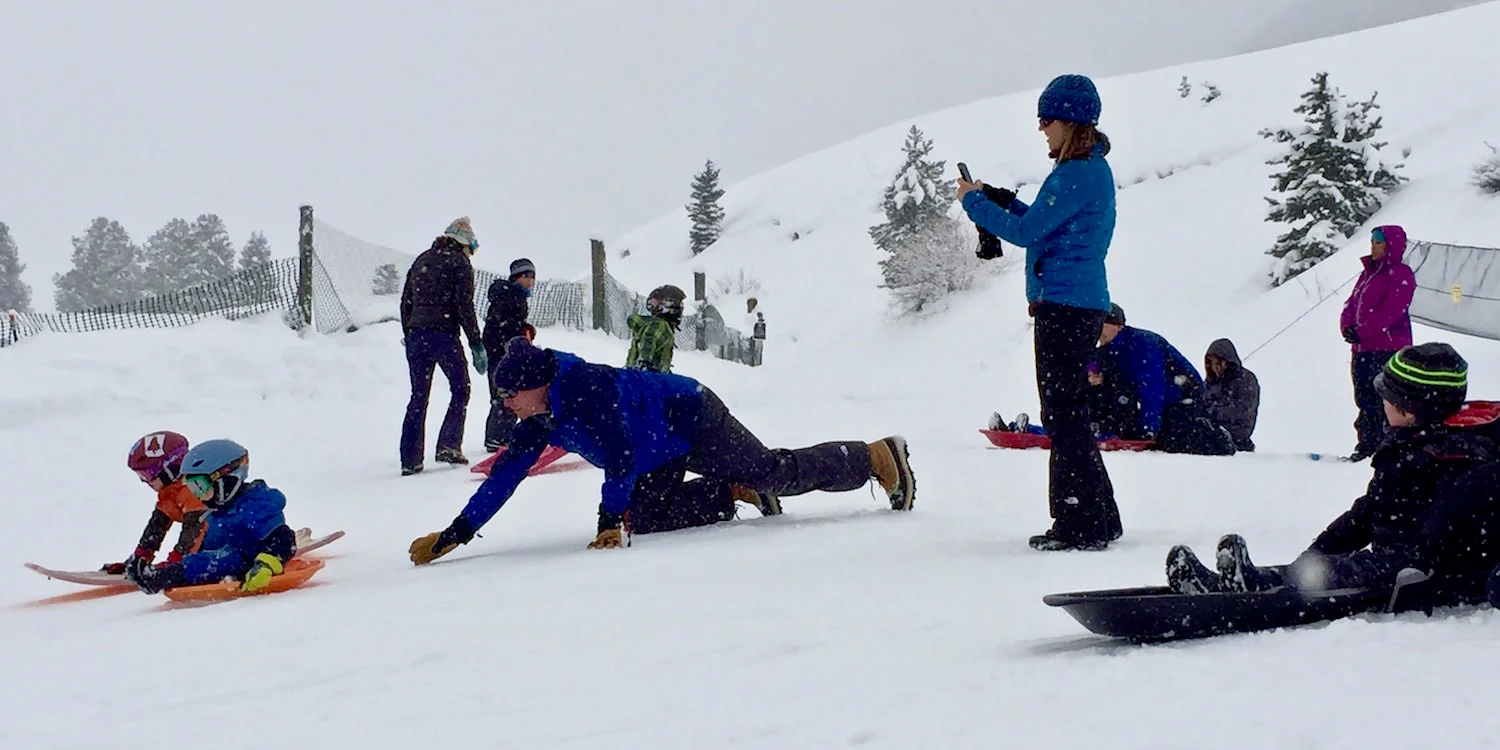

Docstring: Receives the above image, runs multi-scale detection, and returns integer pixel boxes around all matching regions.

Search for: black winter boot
[1166,545,1223,594]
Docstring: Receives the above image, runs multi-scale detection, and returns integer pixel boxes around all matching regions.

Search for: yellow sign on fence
[1452,284,1464,303]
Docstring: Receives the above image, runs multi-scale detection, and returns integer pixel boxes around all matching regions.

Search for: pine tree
[686,160,726,255]
[0,222,33,312]
[1178,76,1193,99]
[1261,72,1406,286]
[141,217,194,296]
[1472,142,1500,195]
[54,217,146,311]
[1200,82,1221,104]
[869,125,956,256]
[239,231,272,270]
[185,213,238,286]
[372,263,401,295]
[878,216,981,314]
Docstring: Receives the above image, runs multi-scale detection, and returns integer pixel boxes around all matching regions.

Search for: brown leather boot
[730,484,782,516]
[868,436,915,511]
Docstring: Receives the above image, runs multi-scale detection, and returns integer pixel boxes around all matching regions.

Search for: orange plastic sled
[162,557,324,603]
[980,429,1154,452]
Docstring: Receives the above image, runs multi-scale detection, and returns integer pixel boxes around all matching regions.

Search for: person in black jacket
[481,258,536,451]
[1203,338,1260,452]
[398,217,486,476]
[1164,343,1496,596]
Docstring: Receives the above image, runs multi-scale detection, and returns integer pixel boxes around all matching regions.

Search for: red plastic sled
[470,444,578,477]
[980,429,1154,452]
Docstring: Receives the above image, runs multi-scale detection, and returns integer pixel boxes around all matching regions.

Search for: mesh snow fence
[1405,239,1500,341]
[2,257,300,348]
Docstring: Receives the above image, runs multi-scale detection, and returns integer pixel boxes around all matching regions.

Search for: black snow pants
[1352,350,1396,457]
[625,388,874,534]
[484,358,518,450]
[1032,302,1121,544]
[1241,548,1414,593]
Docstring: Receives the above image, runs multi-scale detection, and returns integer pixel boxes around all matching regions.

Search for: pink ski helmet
[126,431,190,484]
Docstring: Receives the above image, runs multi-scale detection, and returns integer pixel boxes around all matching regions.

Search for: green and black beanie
[1373,342,1469,423]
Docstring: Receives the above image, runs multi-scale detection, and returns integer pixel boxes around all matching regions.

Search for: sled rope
[1241,269,1361,363]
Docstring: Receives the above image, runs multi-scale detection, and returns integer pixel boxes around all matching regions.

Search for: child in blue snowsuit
[123,439,297,594]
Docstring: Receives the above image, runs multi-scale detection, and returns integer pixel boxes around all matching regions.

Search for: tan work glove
[410,531,462,564]
[587,528,622,549]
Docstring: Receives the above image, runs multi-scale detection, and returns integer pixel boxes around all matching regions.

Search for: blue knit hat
[492,337,557,394]
[1038,74,1101,125]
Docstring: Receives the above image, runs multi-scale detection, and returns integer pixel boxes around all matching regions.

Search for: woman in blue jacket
[957,74,1123,551]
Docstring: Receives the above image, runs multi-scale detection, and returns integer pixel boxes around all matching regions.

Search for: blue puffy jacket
[961,140,1115,311]
[458,350,703,530]
[180,480,290,583]
[1097,326,1204,435]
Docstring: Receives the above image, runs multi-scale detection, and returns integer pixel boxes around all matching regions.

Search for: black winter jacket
[1203,338,1260,451]
[482,278,530,359]
[1310,424,1497,561]
[400,237,481,344]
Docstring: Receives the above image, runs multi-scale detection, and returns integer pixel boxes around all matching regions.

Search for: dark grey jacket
[1203,338,1260,451]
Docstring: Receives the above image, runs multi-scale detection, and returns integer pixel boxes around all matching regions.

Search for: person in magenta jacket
[1340,225,1416,460]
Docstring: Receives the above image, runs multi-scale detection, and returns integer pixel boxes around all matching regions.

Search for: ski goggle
[184,474,215,499]
[134,468,159,484]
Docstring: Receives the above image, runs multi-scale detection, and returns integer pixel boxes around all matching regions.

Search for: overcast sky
[0,0,1483,308]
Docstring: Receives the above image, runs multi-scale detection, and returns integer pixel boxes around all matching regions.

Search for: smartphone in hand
[957,162,972,182]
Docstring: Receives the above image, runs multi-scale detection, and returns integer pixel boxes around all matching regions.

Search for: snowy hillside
[7,6,1500,750]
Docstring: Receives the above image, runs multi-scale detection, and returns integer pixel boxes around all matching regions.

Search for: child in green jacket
[626,284,685,373]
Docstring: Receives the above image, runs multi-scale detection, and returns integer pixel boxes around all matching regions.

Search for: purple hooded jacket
[1339,225,1415,353]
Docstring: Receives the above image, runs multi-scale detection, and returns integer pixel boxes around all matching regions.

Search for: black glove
[981,184,1017,209]
[975,228,1005,260]
[1342,326,1360,344]
[437,516,476,550]
[124,558,185,594]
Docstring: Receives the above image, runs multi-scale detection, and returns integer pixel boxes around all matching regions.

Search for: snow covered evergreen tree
[1472,142,1500,194]
[1200,82,1221,104]
[140,214,237,294]
[185,213,238,286]
[141,217,193,296]
[869,125,955,255]
[878,217,980,314]
[54,217,146,311]
[1178,76,1193,98]
[0,222,32,312]
[686,160,726,255]
[870,126,973,313]
[372,263,401,295]
[239,231,272,270]
[1261,72,1406,286]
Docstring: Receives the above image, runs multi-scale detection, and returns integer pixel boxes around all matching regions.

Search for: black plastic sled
[1042,584,1403,643]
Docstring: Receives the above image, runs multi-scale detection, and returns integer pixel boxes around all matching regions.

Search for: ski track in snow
[8,5,1500,748]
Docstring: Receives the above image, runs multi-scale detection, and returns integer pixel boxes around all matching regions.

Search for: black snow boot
[435,448,469,466]
[1216,534,1263,592]
[1166,545,1224,594]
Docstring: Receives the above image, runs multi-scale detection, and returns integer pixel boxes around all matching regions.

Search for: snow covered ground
[6,4,1500,748]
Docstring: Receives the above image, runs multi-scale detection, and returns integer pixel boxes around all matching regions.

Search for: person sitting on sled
[1095,303,1235,455]
[101,431,208,575]
[407,337,916,561]
[122,439,299,594]
[989,359,1140,440]
[1164,342,1497,596]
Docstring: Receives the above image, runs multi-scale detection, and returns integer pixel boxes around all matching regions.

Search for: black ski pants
[1352,350,1395,456]
[626,388,873,534]
[1033,302,1121,544]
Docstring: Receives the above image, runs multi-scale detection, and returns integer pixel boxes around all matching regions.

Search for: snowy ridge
[6,5,1500,749]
